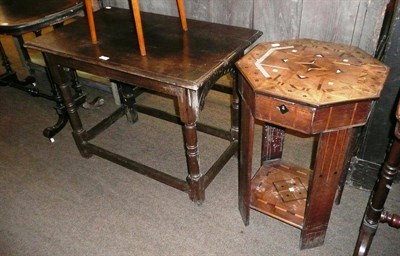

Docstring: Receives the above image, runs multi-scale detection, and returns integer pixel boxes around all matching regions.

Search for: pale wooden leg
[176,0,188,31]
[300,129,354,249]
[84,0,97,44]
[130,0,146,56]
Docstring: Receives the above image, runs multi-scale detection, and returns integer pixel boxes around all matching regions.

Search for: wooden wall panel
[253,0,302,42]
[139,0,179,17]
[194,0,252,27]
[101,0,388,54]
[354,0,388,54]
[102,0,129,9]
[299,0,361,44]
[103,0,252,28]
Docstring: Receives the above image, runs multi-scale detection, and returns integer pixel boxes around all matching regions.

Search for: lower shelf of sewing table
[250,161,311,229]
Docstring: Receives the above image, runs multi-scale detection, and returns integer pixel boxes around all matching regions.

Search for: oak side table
[25,7,262,204]
[236,39,389,249]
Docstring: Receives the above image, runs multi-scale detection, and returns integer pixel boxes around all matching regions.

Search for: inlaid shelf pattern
[250,161,309,228]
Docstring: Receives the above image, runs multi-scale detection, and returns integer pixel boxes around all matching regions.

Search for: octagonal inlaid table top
[236,39,389,107]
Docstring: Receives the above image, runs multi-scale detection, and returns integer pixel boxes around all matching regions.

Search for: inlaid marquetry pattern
[236,39,389,106]
[250,162,309,228]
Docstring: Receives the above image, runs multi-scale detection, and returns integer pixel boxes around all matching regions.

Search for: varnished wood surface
[254,96,372,134]
[26,8,261,90]
[236,39,389,107]
[0,0,84,35]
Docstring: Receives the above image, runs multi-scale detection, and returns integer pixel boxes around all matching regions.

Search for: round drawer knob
[277,104,289,114]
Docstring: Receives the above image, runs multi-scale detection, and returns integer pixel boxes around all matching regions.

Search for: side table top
[0,0,84,35]
[25,7,262,90]
[236,39,389,107]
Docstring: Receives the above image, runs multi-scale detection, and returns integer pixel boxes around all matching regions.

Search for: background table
[25,7,261,203]
[0,0,85,139]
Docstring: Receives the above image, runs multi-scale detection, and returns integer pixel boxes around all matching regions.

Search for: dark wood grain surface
[25,8,261,90]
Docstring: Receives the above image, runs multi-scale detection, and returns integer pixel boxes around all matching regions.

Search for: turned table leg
[116,83,138,124]
[183,122,204,203]
[46,55,91,157]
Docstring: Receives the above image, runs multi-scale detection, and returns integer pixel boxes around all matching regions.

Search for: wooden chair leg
[353,103,400,255]
[130,0,146,56]
[85,0,185,55]
[176,0,188,31]
[84,0,97,44]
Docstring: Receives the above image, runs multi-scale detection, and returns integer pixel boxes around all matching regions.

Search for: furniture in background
[0,0,86,139]
[349,1,400,191]
[25,7,261,203]
[236,39,389,249]
[84,0,187,56]
[353,100,400,256]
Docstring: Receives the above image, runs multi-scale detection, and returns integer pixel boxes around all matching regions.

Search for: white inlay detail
[99,56,110,60]
[255,45,294,78]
